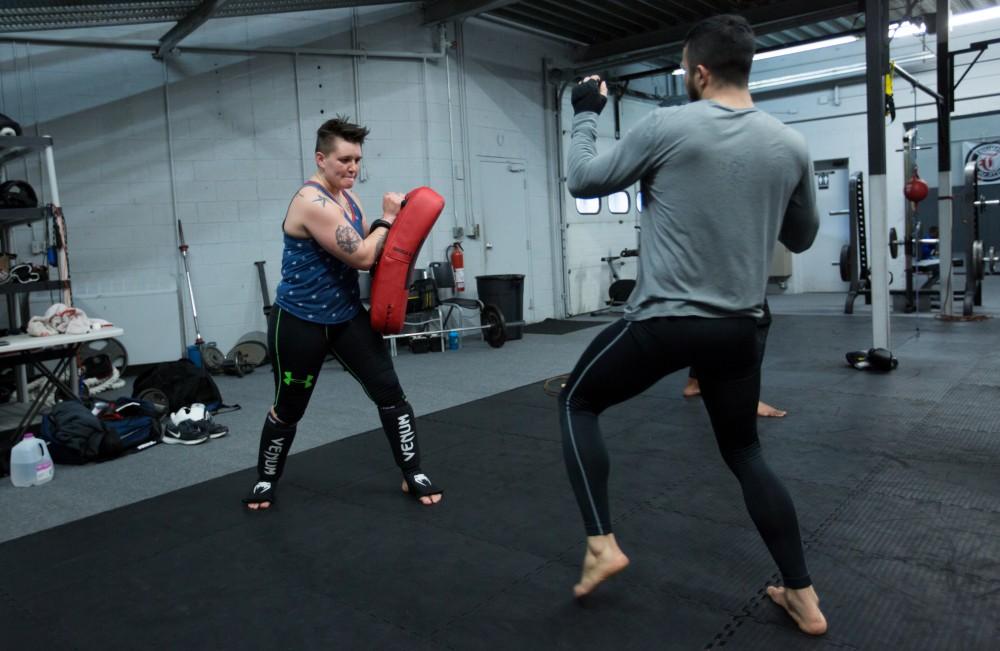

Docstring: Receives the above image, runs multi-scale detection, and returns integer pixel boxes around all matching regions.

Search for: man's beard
[685,75,701,101]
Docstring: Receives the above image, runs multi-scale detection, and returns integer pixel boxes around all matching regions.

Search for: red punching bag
[904,167,929,203]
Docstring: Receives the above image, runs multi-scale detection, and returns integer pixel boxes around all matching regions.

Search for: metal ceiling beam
[422,0,521,25]
[498,5,621,41]
[156,0,232,59]
[577,0,862,65]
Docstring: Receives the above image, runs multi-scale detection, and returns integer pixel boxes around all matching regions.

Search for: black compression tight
[559,316,811,589]
[254,306,421,484]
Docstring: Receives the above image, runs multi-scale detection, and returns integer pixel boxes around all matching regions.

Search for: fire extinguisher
[448,242,466,292]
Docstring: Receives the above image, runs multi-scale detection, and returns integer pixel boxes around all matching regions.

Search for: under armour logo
[413,474,431,488]
[283,372,314,389]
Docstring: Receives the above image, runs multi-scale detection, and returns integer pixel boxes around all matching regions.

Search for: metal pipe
[456,20,475,236]
[351,8,368,183]
[161,58,188,349]
[865,0,890,349]
[292,52,307,179]
[892,63,944,104]
[443,26,462,234]
[0,34,447,60]
[937,0,953,316]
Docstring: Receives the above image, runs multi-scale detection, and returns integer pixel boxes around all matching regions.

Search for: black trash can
[476,274,524,340]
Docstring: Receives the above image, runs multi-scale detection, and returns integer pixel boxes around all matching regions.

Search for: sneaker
[197,418,229,439]
[162,419,209,445]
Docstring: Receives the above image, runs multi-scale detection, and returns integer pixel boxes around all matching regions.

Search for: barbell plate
[481,303,507,348]
[889,227,899,259]
[839,244,851,282]
[137,388,169,411]
[228,340,268,367]
[79,337,129,375]
[202,344,226,372]
[973,240,984,281]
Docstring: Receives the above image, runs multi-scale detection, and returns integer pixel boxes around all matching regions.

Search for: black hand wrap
[571,80,608,115]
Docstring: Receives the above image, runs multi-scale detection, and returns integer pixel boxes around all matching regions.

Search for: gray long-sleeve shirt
[568,100,819,320]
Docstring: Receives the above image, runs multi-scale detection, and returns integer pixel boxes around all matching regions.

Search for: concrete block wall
[0,5,572,362]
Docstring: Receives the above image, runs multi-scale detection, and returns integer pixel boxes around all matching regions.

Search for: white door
[478,159,532,317]
[799,164,851,292]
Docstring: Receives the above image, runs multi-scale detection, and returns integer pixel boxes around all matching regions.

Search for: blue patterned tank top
[274,182,364,324]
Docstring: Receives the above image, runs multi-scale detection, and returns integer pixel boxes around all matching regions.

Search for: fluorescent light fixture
[753,35,859,61]
[749,51,934,91]
[672,68,685,75]
[952,5,1000,27]
[889,20,927,38]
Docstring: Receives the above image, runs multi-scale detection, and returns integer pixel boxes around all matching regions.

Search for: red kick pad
[370,186,445,334]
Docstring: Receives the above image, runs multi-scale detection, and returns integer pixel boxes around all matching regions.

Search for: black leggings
[559,316,811,589]
[252,306,423,484]
[690,300,771,381]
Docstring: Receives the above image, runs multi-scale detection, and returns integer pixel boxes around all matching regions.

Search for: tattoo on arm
[336,225,361,254]
[297,192,306,199]
[312,195,328,208]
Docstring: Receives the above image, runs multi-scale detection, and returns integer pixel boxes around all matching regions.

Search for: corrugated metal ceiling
[0,0,995,68]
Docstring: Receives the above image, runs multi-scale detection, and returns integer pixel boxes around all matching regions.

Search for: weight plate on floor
[202,344,226,372]
[79,337,128,375]
[137,388,169,412]
[481,303,507,349]
[228,340,268,367]
[839,244,851,282]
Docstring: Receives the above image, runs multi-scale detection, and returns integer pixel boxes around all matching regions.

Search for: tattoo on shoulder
[312,195,328,208]
[336,225,361,253]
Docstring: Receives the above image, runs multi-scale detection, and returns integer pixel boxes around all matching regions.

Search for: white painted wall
[0,4,572,362]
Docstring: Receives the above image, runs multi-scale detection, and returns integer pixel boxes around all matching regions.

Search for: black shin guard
[256,412,297,482]
[378,401,420,472]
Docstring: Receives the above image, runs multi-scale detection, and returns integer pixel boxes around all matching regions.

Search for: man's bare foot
[246,501,270,510]
[757,401,787,418]
[766,585,828,635]
[683,377,701,398]
[574,533,630,598]
[401,479,442,505]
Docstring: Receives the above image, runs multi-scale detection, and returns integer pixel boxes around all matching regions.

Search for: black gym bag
[132,359,226,413]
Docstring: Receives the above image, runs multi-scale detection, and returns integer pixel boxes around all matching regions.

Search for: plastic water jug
[9,433,54,487]
[448,330,460,350]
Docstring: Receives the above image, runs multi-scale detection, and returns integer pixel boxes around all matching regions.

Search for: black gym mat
[3,316,1000,650]
[521,318,606,335]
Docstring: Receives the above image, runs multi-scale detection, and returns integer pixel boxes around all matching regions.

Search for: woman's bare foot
[757,401,787,418]
[246,501,270,510]
[574,533,630,598]
[766,585,828,635]
[683,377,701,397]
[401,479,442,505]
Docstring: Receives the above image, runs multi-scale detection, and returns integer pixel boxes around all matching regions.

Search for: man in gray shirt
[558,14,826,636]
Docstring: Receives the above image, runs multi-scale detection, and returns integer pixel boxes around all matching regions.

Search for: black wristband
[571,80,608,116]
[369,218,392,233]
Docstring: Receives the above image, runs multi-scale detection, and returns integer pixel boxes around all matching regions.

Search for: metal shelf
[0,207,50,228]
[0,280,69,296]
[0,136,54,165]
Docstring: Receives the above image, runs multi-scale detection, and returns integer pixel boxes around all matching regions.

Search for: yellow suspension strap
[885,60,896,122]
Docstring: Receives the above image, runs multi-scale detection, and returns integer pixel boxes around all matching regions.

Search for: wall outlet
[30,241,46,255]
